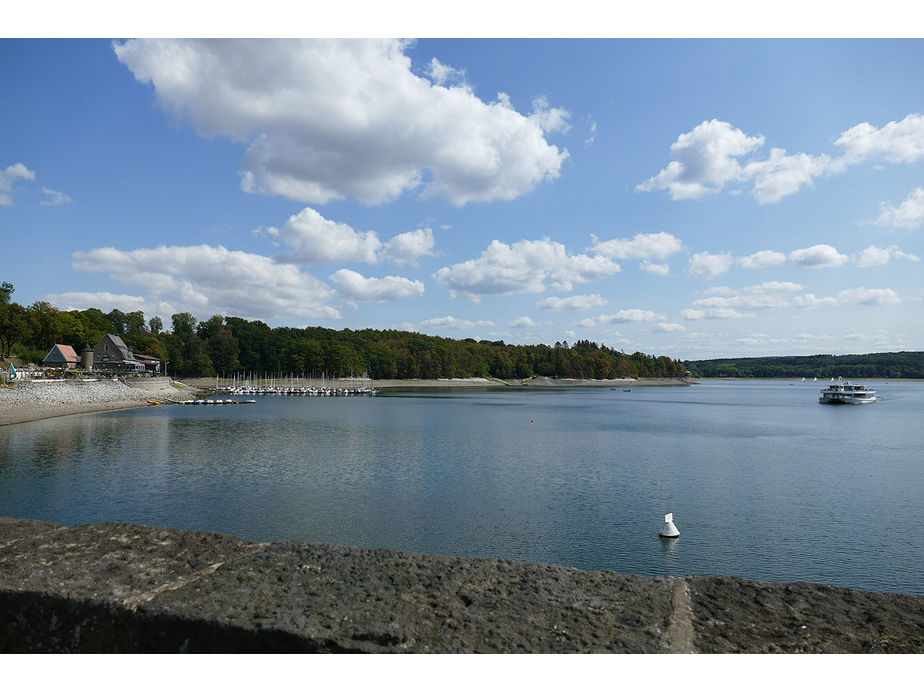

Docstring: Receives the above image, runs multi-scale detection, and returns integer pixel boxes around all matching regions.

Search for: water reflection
[1,382,923,594]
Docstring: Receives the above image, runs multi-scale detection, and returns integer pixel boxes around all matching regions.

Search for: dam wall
[1,517,922,653]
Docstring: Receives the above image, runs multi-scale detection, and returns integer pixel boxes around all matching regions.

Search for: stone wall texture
[1,517,922,653]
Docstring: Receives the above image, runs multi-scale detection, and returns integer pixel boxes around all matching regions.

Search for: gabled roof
[97,334,132,360]
[44,344,79,363]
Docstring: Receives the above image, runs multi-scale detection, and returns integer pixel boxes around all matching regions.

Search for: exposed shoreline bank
[0,378,205,427]
[0,376,693,427]
[2,516,922,653]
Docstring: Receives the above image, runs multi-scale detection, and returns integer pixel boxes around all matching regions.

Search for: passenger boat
[818,377,877,404]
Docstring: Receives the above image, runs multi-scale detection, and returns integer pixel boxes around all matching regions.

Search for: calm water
[1,380,922,595]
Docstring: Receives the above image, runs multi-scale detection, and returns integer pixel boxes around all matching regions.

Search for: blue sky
[3,28,923,359]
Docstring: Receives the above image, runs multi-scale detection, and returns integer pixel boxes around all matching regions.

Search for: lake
[1,379,922,595]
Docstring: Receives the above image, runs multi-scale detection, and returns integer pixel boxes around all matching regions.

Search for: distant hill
[684,351,924,379]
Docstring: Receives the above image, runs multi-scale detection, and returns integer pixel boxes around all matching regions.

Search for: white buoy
[659,512,680,538]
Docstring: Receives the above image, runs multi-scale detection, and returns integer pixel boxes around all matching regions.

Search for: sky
[3,13,924,360]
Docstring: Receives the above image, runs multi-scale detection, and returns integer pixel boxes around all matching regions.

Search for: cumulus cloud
[266,207,382,264]
[536,294,608,311]
[637,120,764,200]
[114,39,569,206]
[433,238,620,299]
[72,244,340,321]
[738,249,787,269]
[329,269,424,302]
[591,231,683,260]
[691,293,789,311]
[640,114,924,204]
[578,309,665,327]
[741,149,841,203]
[874,187,924,229]
[856,244,920,267]
[835,113,924,165]
[681,307,755,320]
[640,260,670,276]
[655,322,685,332]
[687,251,735,280]
[382,227,436,265]
[793,293,838,309]
[836,287,901,305]
[264,207,436,267]
[420,315,495,330]
[44,291,175,318]
[788,244,850,268]
[0,162,36,205]
[511,316,551,328]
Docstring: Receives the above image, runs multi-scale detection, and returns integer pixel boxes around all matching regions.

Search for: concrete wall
[1,517,922,653]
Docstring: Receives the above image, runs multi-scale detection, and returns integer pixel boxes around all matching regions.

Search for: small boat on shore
[818,377,877,405]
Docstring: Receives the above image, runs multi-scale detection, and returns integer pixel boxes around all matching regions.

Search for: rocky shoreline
[0,378,205,426]
[1,517,922,653]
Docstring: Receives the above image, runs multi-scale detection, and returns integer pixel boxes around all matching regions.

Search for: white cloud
[426,57,466,87]
[579,309,665,327]
[433,238,620,299]
[655,322,685,332]
[793,293,838,309]
[836,287,901,305]
[738,249,787,269]
[640,114,924,204]
[688,251,735,280]
[681,307,755,320]
[44,291,175,319]
[637,119,764,200]
[382,227,436,265]
[114,39,568,206]
[0,162,36,205]
[511,316,550,328]
[640,260,670,276]
[874,187,924,229]
[536,294,608,311]
[591,231,683,260]
[835,113,924,165]
[691,293,789,310]
[788,244,850,268]
[746,281,803,292]
[267,207,382,264]
[329,269,424,302]
[856,244,920,267]
[741,148,840,204]
[421,315,495,330]
[72,244,340,321]
[528,96,571,134]
[40,187,72,206]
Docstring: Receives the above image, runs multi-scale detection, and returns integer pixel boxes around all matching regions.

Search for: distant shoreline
[0,376,695,427]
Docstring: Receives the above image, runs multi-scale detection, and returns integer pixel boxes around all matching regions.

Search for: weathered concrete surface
[1,517,922,653]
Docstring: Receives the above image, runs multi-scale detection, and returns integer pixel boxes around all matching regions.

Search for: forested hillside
[0,282,686,380]
[685,352,924,379]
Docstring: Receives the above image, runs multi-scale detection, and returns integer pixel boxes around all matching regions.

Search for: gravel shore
[0,378,204,427]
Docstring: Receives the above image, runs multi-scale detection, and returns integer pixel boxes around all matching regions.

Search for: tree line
[0,282,687,380]
[685,352,924,379]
